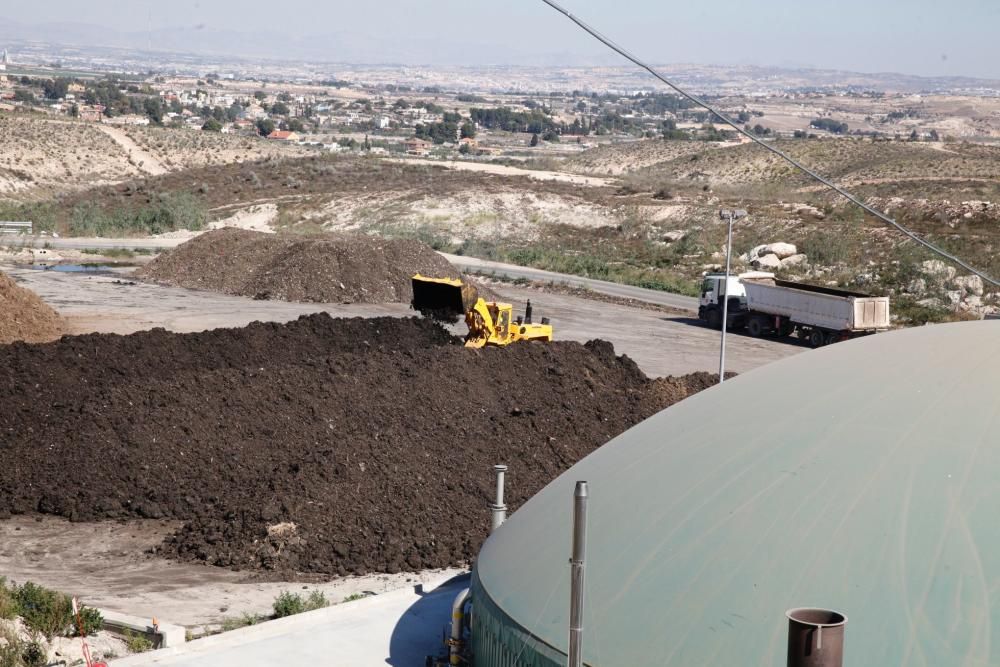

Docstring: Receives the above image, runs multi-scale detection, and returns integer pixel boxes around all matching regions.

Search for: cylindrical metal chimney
[490,464,508,532]
[786,607,847,667]
[568,481,588,667]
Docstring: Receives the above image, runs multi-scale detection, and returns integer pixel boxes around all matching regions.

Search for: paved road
[115,573,468,667]
[17,238,701,312]
[441,253,699,312]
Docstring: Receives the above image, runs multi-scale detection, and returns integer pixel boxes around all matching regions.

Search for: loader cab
[493,303,512,339]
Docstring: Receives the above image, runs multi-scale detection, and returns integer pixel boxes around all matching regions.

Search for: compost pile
[137,228,469,304]
[0,314,718,576]
[0,271,64,344]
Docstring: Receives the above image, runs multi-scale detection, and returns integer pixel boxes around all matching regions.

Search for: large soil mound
[0,314,718,576]
[0,271,64,344]
[137,229,467,304]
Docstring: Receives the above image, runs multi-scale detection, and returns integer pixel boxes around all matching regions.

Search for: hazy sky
[5,0,1000,78]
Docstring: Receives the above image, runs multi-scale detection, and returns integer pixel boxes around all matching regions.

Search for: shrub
[0,579,16,620]
[72,606,104,637]
[14,582,72,640]
[272,590,329,619]
[0,626,23,667]
[124,630,153,654]
[220,612,264,632]
[305,591,329,612]
[69,193,207,237]
[272,591,305,618]
[20,642,46,667]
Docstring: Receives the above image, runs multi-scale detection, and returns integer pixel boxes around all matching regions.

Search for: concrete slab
[113,573,469,667]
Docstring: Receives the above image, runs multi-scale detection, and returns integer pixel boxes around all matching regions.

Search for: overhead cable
[541,0,1000,287]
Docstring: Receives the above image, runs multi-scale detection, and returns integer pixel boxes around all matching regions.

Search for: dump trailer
[411,274,553,348]
[698,272,889,347]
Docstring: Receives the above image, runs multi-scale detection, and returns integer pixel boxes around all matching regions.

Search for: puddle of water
[27,263,134,275]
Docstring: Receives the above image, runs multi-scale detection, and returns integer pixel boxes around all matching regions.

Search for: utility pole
[718,209,747,384]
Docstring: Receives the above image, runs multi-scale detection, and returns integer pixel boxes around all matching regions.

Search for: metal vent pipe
[786,607,847,667]
[490,464,508,532]
[568,481,589,667]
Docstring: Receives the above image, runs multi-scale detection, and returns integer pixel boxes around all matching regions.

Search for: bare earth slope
[0,271,64,344]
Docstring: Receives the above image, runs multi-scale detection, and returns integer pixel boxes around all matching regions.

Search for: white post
[719,212,734,384]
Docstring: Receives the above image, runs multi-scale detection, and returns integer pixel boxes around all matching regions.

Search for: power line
[540,0,1000,288]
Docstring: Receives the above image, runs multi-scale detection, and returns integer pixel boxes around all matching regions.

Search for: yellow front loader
[411,274,553,348]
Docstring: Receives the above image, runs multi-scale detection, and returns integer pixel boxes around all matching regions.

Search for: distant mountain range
[1,17,998,94]
[0,17,620,67]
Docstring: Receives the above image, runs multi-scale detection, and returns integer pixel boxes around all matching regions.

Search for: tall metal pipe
[568,481,589,667]
[490,464,508,532]
[449,587,472,665]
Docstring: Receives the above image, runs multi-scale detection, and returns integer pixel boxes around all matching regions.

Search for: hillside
[0,113,308,199]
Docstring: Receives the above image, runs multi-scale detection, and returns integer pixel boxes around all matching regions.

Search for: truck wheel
[808,329,826,348]
[707,309,721,330]
[825,331,839,346]
[747,317,765,337]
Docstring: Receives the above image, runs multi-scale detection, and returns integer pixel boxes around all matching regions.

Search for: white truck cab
[698,271,775,317]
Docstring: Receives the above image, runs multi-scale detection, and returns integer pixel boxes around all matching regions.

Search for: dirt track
[96,124,169,175]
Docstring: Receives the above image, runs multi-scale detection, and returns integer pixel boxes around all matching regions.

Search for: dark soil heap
[0,271,64,344]
[137,228,467,304]
[0,314,719,576]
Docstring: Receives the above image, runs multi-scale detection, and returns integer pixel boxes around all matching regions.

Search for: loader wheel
[808,329,826,348]
[747,318,765,338]
[707,309,721,330]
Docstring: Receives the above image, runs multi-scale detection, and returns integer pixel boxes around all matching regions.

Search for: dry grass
[120,125,310,170]
[0,113,308,200]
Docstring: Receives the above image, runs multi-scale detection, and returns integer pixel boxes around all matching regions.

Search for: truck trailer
[698,272,890,347]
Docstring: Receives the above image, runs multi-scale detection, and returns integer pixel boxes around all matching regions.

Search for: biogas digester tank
[471,321,1000,666]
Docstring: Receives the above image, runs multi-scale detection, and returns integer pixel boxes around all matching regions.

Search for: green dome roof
[473,321,1000,666]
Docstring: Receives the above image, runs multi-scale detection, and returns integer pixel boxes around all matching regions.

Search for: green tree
[288,118,305,133]
[271,102,290,116]
[460,122,476,139]
[256,118,276,136]
[144,97,164,124]
[530,133,539,147]
[253,90,267,101]
[43,77,71,100]
[202,118,223,132]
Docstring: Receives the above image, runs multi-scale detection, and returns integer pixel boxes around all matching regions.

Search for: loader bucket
[411,274,479,322]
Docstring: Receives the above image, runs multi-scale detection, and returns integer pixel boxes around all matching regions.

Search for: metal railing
[0,221,32,235]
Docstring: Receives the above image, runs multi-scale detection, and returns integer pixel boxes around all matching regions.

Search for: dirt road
[96,125,169,176]
[5,265,802,376]
[0,515,460,629]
